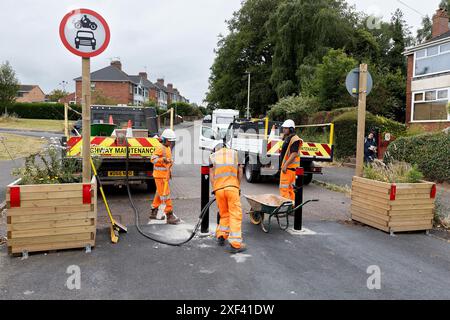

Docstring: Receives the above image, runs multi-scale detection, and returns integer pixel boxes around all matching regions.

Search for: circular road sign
[345,67,373,98]
[59,8,110,58]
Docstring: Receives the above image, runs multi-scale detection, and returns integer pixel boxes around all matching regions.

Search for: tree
[267,0,360,97]
[440,0,450,10]
[48,89,68,102]
[387,9,412,74]
[206,0,280,115]
[417,16,432,43]
[0,61,20,107]
[303,49,357,110]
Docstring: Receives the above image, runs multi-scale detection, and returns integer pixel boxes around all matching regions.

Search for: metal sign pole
[82,57,91,183]
[355,64,368,177]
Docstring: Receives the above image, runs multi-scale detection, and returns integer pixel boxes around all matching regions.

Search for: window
[415,43,450,76]
[412,88,449,121]
[134,86,138,95]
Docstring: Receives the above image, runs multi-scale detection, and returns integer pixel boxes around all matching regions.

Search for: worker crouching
[149,129,181,225]
[210,145,246,253]
[279,120,302,201]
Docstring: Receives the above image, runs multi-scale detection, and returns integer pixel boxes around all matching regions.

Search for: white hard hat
[281,119,296,129]
[161,129,177,142]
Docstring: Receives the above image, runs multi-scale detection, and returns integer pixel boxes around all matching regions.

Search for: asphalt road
[1,122,449,300]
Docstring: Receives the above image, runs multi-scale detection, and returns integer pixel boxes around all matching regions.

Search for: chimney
[432,8,449,38]
[157,78,165,86]
[139,72,148,80]
[167,83,173,90]
[111,60,122,70]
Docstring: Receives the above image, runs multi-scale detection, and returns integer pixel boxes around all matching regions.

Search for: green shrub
[1,102,82,120]
[268,95,320,125]
[363,161,424,183]
[333,110,406,159]
[385,133,450,182]
[308,107,355,125]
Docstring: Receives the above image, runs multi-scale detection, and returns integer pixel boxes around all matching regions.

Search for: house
[74,60,188,108]
[152,78,169,109]
[15,85,46,103]
[404,8,450,131]
[58,92,76,105]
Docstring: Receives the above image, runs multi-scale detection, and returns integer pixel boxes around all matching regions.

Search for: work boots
[149,208,159,220]
[166,211,181,225]
[227,243,247,254]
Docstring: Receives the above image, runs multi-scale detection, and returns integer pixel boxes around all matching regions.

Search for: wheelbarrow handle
[291,199,319,212]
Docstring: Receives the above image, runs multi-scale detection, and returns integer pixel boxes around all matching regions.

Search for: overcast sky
[0,0,443,104]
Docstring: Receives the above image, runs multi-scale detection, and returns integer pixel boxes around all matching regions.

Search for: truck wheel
[245,162,260,183]
[146,181,156,192]
[303,173,313,186]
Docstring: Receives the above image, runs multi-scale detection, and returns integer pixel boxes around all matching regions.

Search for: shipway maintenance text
[176,304,275,317]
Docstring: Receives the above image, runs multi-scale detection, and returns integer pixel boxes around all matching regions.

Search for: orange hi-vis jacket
[151,145,172,179]
[282,135,302,170]
[210,148,240,192]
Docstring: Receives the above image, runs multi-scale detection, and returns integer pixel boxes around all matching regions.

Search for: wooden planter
[351,176,436,234]
[6,177,97,255]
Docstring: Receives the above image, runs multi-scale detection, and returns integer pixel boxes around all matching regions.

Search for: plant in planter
[6,139,97,256]
[351,161,436,234]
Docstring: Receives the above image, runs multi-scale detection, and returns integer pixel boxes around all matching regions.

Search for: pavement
[0,122,449,300]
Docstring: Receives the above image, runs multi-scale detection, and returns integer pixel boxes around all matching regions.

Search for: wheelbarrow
[244,194,319,233]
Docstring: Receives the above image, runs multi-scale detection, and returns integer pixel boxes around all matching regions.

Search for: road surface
[1,122,449,300]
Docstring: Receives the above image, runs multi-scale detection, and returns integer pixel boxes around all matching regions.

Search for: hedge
[385,133,450,182]
[333,110,406,159]
[1,102,82,120]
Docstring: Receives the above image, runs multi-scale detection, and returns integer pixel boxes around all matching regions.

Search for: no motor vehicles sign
[59,8,110,58]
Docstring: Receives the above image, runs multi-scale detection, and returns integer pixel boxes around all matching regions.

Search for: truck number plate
[107,171,134,177]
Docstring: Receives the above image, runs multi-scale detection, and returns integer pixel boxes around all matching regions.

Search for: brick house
[15,85,46,103]
[74,60,187,108]
[404,8,450,131]
[58,92,76,104]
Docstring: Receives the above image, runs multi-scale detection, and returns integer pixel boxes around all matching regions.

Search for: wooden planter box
[6,177,97,255]
[351,176,436,234]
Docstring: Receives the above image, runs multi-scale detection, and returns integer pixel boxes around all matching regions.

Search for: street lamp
[245,71,251,119]
[59,80,68,92]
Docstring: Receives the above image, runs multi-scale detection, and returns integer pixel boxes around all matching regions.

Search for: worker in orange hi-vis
[209,144,246,254]
[279,120,303,201]
[149,129,181,225]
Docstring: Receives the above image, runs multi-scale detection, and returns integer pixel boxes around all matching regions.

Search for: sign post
[81,58,92,182]
[355,64,368,177]
[60,9,110,183]
[345,65,372,177]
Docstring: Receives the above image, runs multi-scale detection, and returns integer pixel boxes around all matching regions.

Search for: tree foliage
[0,61,20,107]
[206,0,425,122]
[48,89,68,102]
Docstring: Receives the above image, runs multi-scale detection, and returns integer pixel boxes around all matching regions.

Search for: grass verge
[0,133,45,160]
[312,179,351,195]
[0,117,72,133]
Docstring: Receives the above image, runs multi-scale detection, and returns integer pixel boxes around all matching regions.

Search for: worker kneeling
[210,145,246,253]
[149,129,181,225]
[279,120,302,201]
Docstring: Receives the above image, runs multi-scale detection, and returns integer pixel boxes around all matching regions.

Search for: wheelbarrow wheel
[249,211,264,225]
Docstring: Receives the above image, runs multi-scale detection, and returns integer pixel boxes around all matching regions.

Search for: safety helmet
[281,119,296,129]
[161,129,177,142]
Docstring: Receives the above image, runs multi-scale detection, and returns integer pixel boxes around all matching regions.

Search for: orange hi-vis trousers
[215,187,243,249]
[152,178,173,214]
[279,169,296,201]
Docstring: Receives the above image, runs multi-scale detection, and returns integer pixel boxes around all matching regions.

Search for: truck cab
[199,109,239,150]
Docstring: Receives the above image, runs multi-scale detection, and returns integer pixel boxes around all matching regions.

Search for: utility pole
[246,71,251,119]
